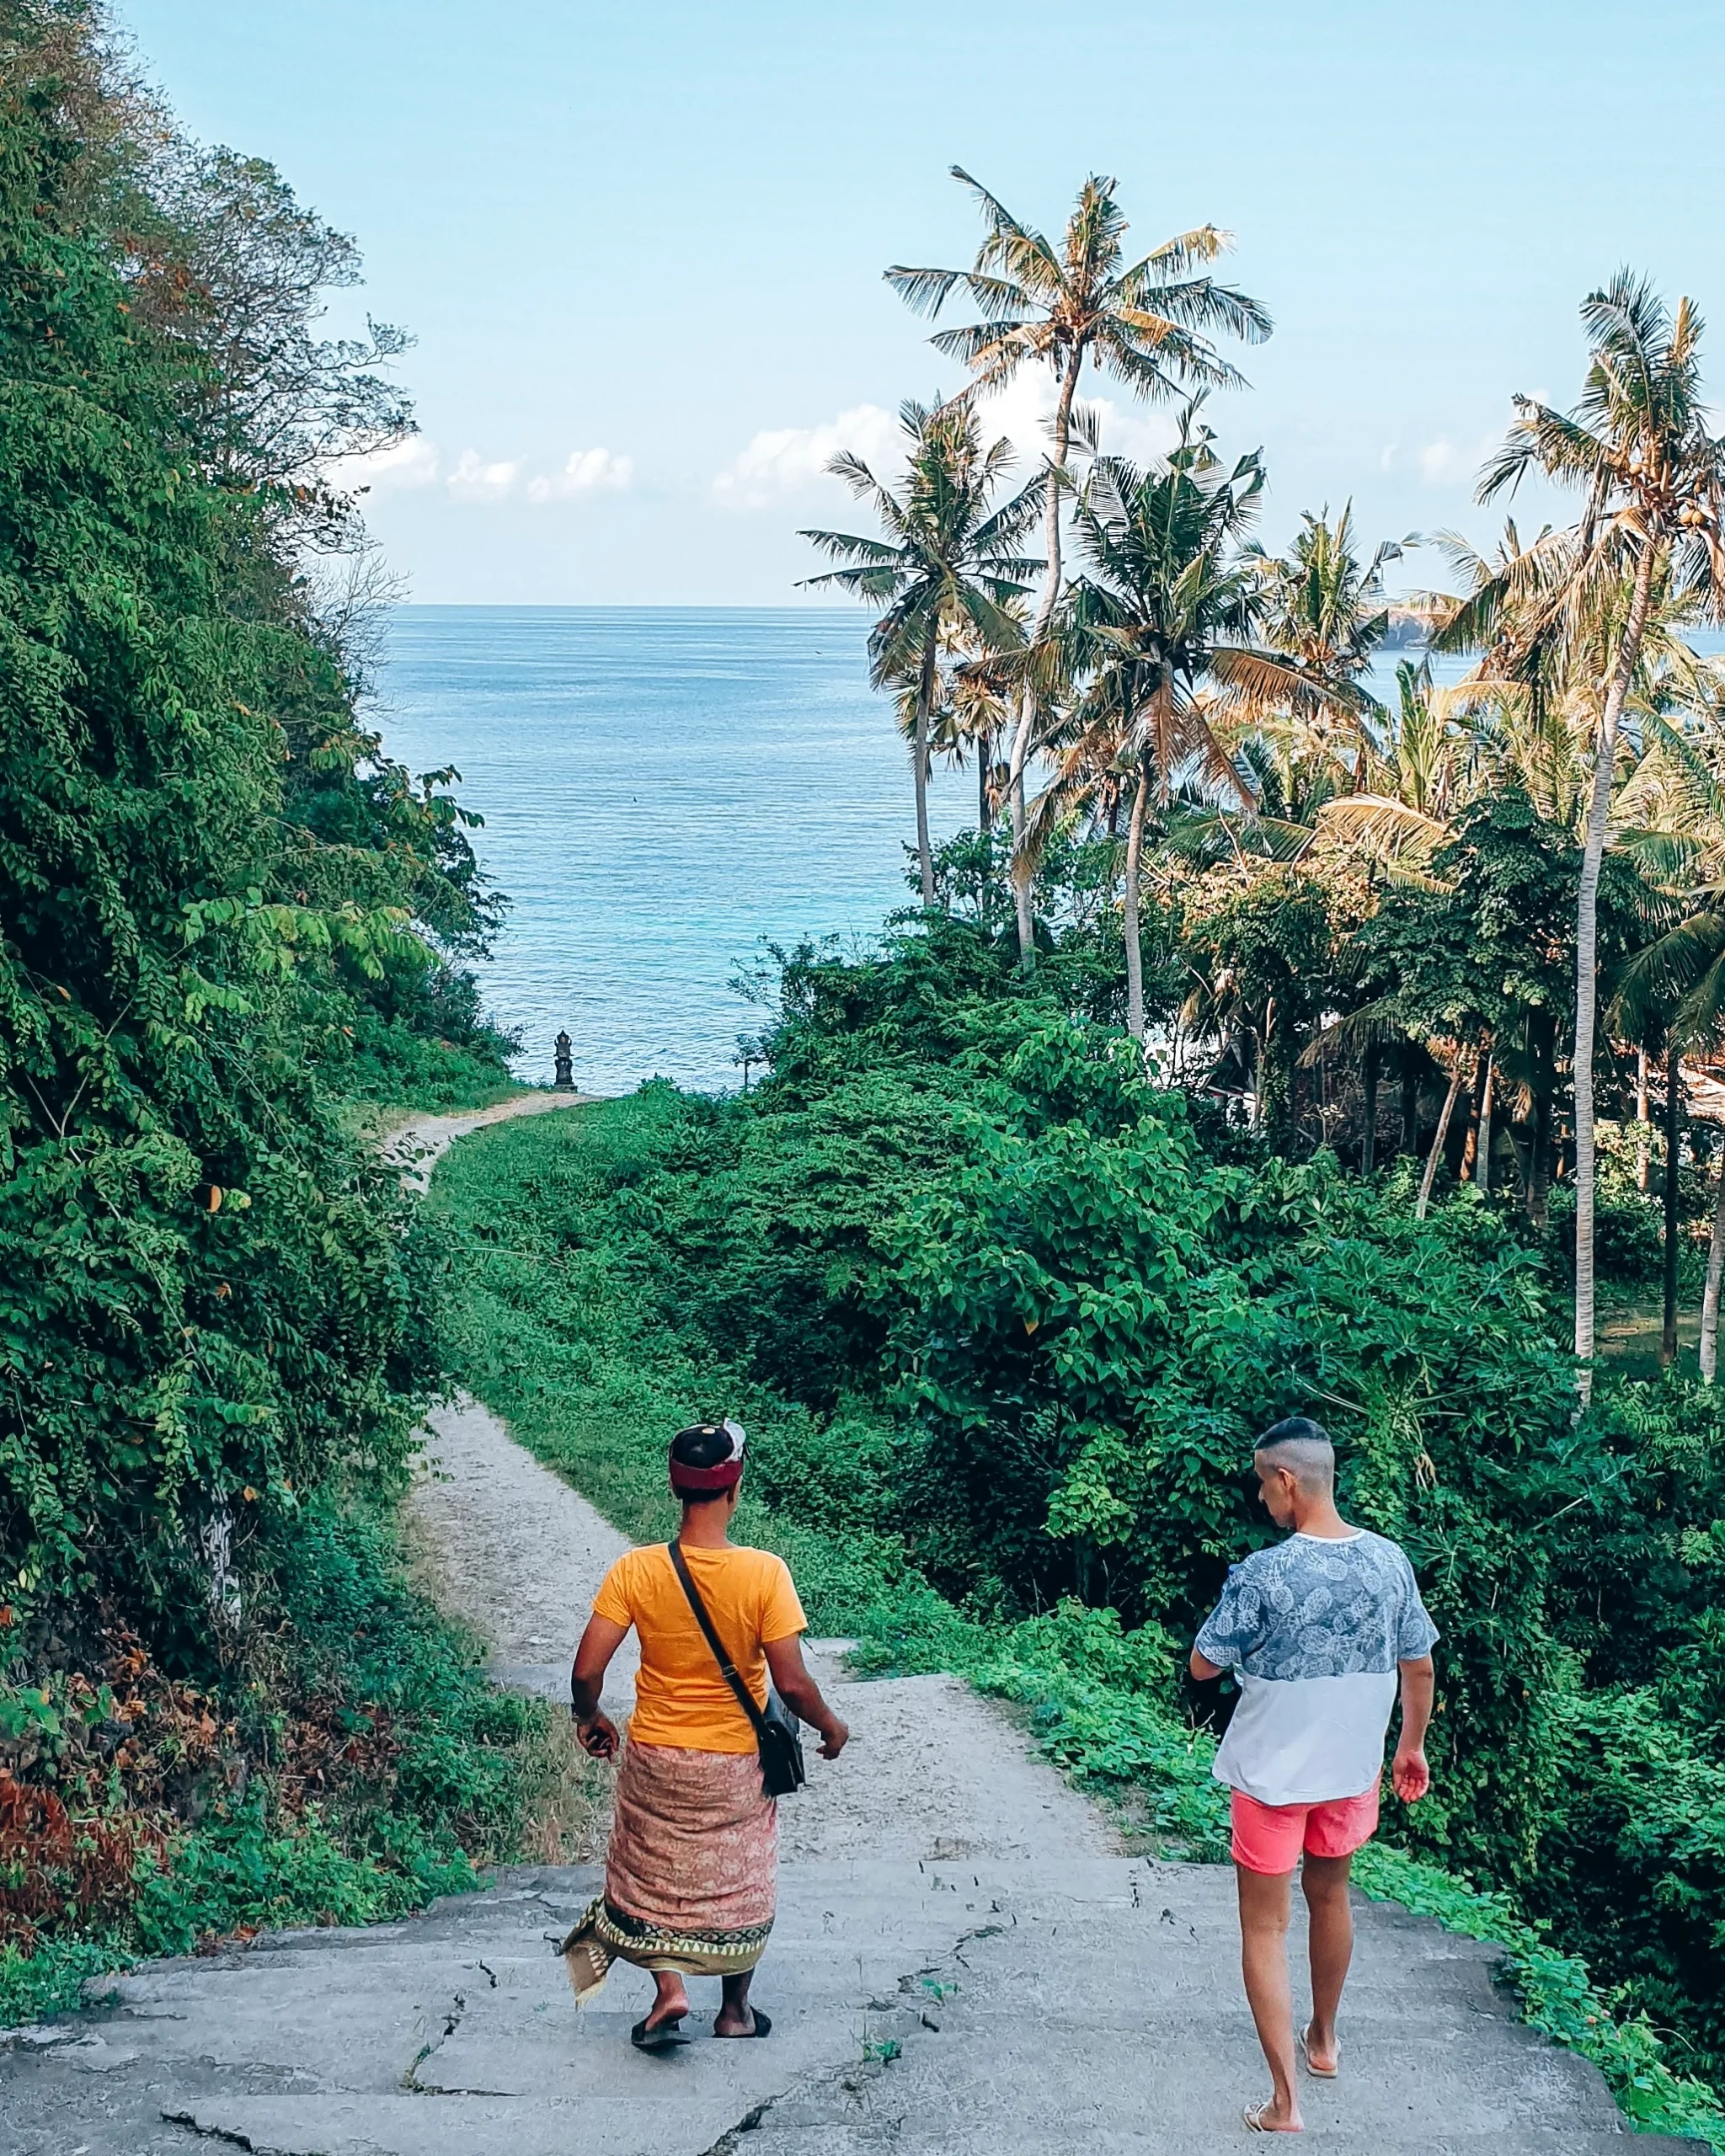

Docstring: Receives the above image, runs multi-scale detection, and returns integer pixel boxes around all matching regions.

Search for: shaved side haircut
[1254,1415,1336,1494]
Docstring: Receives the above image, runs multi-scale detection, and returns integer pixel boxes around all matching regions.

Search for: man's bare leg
[1236,1863,1304,2131]
[714,1969,756,2036]
[643,1968,687,2031]
[1300,1854,1353,2073]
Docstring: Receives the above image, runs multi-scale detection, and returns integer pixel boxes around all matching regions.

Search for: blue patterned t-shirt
[1194,1529,1438,1806]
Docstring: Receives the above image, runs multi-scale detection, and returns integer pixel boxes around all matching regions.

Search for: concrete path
[0,1107,1693,2151]
[0,1854,1687,2154]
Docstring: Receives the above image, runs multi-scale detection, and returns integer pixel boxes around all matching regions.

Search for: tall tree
[1033,411,1307,1038]
[799,398,1041,905]
[1248,504,1402,781]
[1609,702,1725,1377]
[887,170,1270,966]
[1479,275,1725,1391]
[948,643,1016,833]
[0,0,464,1633]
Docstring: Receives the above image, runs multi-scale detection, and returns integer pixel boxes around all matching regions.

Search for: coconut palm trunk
[1701,1145,1725,1382]
[1417,1051,1468,1221]
[1527,1009,1557,1230]
[912,628,938,908]
[1573,546,1657,1392]
[1009,363,1082,970]
[1123,753,1151,1040]
[1361,1042,1381,1175]
[1461,1040,1493,1181]
[1473,1054,1496,1192]
[1662,1038,1683,1368]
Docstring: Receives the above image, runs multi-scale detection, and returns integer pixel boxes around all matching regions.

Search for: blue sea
[374,608,1481,1095]
[375,608,974,1093]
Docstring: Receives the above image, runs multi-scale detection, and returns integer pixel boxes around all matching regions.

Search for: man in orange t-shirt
[562,1420,848,2052]
[590,1538,809,1755]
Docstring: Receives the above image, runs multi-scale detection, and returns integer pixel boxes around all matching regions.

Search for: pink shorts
[1230,1785,1380,1875]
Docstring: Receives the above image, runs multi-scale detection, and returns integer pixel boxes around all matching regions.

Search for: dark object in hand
[574,1710,619,1758]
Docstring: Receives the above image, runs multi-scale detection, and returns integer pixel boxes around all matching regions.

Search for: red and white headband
[669,1418,747,1493]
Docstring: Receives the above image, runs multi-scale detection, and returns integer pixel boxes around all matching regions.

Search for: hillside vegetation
[430,925,1725,2144]
[0,3,545,2015]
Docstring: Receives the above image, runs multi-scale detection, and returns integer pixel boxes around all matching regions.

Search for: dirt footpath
[382,1089,599,1193]
[392,1081,1115,1867]
[409,1391,1116,1867]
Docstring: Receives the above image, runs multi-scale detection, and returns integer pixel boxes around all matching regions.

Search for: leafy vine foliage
[0,12,505,1679]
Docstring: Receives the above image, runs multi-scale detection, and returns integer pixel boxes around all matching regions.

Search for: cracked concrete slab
[1,1861,1004,2156]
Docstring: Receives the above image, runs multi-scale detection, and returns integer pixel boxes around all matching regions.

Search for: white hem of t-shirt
[1214,1765,1382,1808]
[1210,1668,1399,1808]
[1291,1528,1364,1542]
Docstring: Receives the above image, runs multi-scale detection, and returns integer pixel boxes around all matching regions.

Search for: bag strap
[665,1541,771,1745]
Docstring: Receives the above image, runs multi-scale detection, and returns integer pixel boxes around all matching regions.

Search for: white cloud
[526,447,633,502]
[446,449,523,503]
[713,381,1190,516]
[1076,395,1181,467]
[340,435,441,491]
[973,375,1177,472]
[713,403,901,509]
[1418,435,1493,488]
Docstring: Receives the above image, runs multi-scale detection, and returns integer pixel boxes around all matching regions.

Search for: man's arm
[1189,1646,1225,1681]
[765,1634,849,1760]
[570,1614,629,1758]
[1392,1653,1435,1801]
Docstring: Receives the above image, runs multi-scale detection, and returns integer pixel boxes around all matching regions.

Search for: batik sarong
[560,1739,776,2002]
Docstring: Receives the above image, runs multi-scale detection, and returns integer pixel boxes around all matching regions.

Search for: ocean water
[373,608,973,1092]
[371,609,1482,1096]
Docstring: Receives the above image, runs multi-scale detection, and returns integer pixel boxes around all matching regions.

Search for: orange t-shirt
[591,1542,807,1755]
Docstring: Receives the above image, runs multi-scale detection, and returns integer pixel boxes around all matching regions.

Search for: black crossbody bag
[665,1541,806,1798]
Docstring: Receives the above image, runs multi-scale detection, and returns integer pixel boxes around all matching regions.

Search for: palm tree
[948,643,1017,833]
[1609,680,1725,1376]
[1477,274,1725,1389]
[889,623,1020,836]
[887,169,1271,967]
[1248,506,1403,782]
[1031,410,1309,1037]
[800,398,1043,906]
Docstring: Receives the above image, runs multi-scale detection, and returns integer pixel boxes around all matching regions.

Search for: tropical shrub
[0,1,541,2006]
[430,925,1725,2087]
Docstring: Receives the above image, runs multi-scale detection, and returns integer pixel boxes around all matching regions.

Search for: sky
[117,0,1725,606]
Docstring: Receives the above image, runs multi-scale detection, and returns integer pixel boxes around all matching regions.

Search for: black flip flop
[630,2014,690,2052]
[714,2009,772,2040]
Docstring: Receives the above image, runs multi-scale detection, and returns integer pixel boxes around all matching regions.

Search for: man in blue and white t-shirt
[1190,1417,1438,2135]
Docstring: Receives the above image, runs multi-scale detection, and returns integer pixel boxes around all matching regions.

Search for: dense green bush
[430,918,1725,2096]
[0,3,511,1638]
[0,3,540,2011]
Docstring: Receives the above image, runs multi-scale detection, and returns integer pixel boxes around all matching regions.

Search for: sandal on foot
[1298,2027,1339,2079]
[1243,2103,1301,2133]
[630,2014,689,2052]
[714,2008,772,2040]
